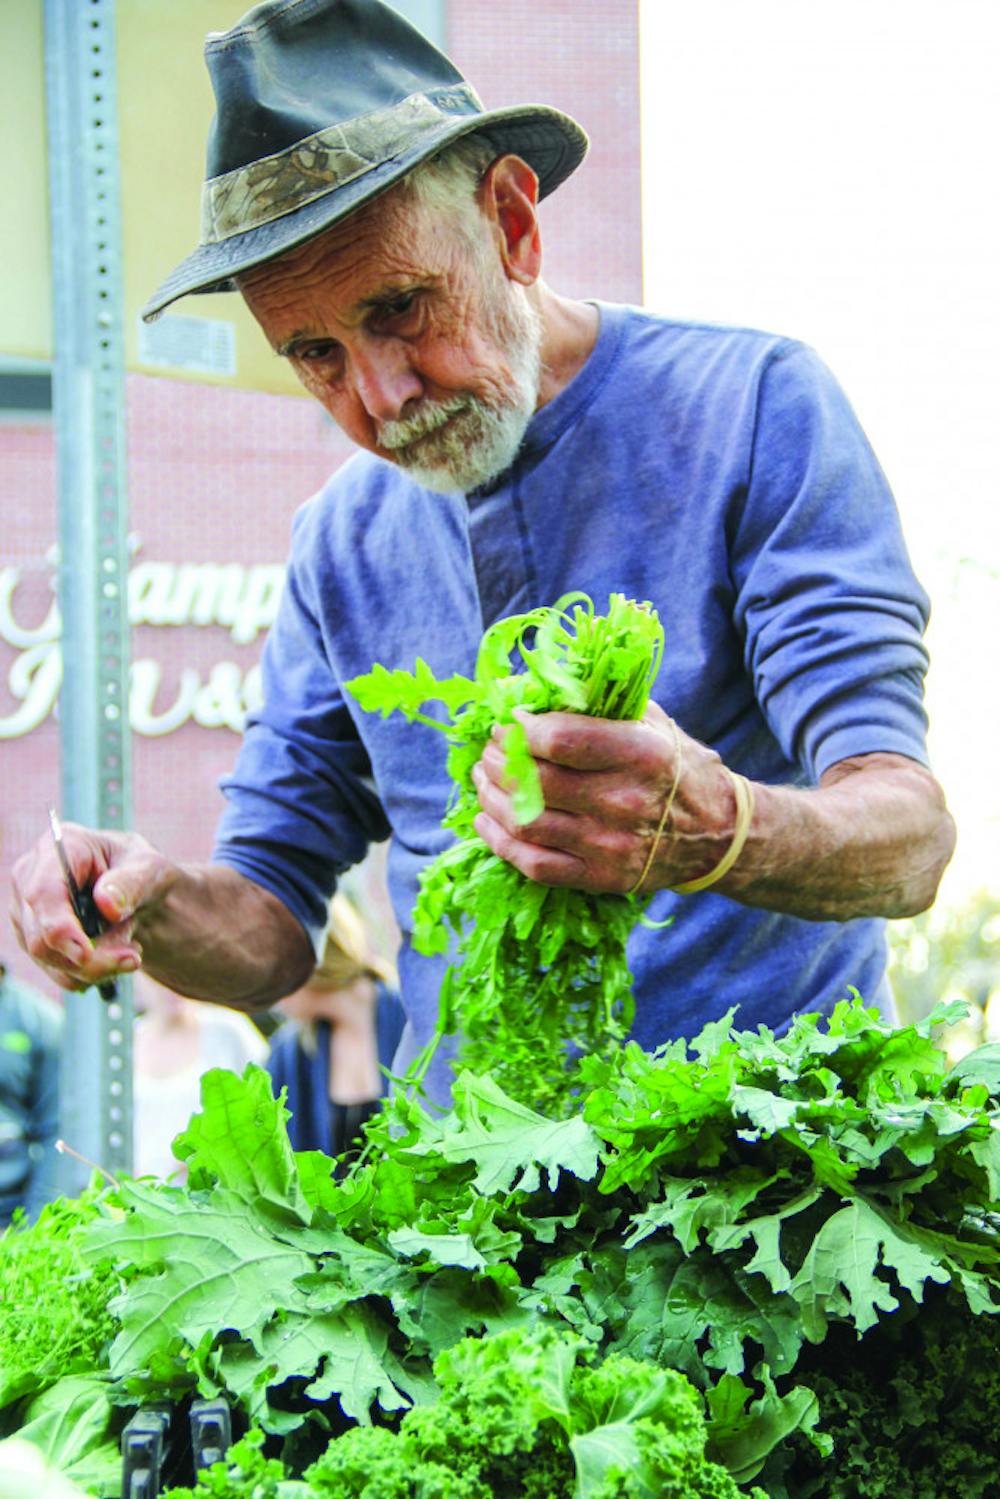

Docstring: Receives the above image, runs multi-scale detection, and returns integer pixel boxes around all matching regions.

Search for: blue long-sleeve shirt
[215,304,931,1104]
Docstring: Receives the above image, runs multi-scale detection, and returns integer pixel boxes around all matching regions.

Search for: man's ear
[480,154,542,285]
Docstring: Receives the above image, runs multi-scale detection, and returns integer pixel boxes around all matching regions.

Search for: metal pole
[44,0,133,1188]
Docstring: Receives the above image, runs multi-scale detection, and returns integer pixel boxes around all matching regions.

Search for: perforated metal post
[45,0,133,1187]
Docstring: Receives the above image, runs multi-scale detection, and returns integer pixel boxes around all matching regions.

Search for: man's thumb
[93,875,135,924]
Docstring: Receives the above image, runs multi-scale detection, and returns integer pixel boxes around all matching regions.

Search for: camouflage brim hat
[142,0,589,321]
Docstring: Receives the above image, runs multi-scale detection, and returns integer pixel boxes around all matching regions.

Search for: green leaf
[345,660,479,721]
[408,1072,602,1196]
[570,1422,653,1498]
[12,1374,119,1493]
[788,1198,951,1340]
[172,1066,311,1228]
[502,716,545,824]
[709,1187,823,1295]
[85,1181,316,1376]
[705,1366,829,1484]
[624,1171,777,1254]
[387,1228,487,1271]
[970,1129,1000,1201]
[299,1303,413,1420]
[731,1084,801,1135]
[393,1267,531,1359]
[950,1043,1000,1093]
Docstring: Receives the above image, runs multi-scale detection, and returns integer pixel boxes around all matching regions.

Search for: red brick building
[0,1,642,991]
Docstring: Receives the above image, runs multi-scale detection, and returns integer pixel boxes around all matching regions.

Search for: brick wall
[448,0,642,305]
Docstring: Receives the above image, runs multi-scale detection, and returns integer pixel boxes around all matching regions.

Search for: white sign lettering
[0,551,279,739]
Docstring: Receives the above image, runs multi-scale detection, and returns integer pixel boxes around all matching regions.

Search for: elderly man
[11,0,953,1100]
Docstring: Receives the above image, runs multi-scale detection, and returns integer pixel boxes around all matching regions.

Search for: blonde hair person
[266,895,405,1165]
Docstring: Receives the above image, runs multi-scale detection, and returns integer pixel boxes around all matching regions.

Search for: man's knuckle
[25,929,54,962]
[609,783,652,823]
[541,720,581,762]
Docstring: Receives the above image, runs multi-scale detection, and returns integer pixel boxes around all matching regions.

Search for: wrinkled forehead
[237,181,445,296]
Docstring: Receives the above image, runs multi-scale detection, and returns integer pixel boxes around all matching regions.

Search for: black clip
[190,1396,233,1472]
[121,1403,172,1498]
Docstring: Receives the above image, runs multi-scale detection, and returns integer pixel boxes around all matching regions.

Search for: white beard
[377,286,542,495]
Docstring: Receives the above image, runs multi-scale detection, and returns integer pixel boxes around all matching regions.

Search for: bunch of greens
[773,1293,1000,1497]
[0,1190,119,1411]
[303,1325,766,1499]
[70,1060,810,1483]
[346,591,665,1112]
[0,1189,125,1494]
[6,999,1000,1493]
[62,997,999,1489]
[163,1330,761,1499]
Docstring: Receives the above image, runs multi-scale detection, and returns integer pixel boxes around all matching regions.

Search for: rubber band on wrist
[671,771,755,895]
[628,719,683,896]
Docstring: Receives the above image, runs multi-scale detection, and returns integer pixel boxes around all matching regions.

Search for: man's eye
[376,292,421,327]
[297,342,339,362]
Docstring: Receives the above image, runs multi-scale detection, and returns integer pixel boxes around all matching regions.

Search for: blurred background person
[268,893,405,1164]
[132,973,270,1181]
[0,958,62,1227]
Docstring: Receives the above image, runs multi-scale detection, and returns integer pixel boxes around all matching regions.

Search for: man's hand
[473,703,956,920]
[472,701,736,894]
[10,825,168,993]
[10,827,315,1008]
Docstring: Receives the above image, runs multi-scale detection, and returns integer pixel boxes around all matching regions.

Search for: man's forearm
[712,753,956,922]
[134,863,316,1008]
[472,709,955,920]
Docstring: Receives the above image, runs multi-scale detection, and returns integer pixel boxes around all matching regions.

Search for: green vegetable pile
[0,1190,118,1412]
[346,591,665,1112]
[165,1329,762,1499]
[3,1001,999,1496]
[4,596,1000,1495]
[0,1191,125,1495]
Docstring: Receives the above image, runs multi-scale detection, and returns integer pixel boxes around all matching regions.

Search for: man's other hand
[10,826,167,992]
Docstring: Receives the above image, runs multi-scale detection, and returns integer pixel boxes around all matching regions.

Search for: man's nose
[350,339,423,423]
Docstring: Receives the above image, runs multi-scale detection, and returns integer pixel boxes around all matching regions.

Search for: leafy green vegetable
[11,1374,120,1497]
[304,1325,767,1498]
[161,1427,307,1498]
[0,1188,121,1410]
[346,591,665,1112]
[768,1292,1000,1497]
[7,996,999,1492]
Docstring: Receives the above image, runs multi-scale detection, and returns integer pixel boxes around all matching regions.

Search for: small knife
[47,806,116,1002]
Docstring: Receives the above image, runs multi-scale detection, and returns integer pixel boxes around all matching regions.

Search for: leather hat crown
[143,0,588,320]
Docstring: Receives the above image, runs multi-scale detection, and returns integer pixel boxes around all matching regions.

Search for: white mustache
[378,396,471,451]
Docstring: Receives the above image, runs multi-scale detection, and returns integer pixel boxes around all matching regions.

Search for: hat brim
[142,104,587,322]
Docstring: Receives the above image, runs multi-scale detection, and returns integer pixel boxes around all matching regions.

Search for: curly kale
[0,1188,121,1412]
[304,1325,766,1498]
[769,1293,1000,1497]
[161,1427,304,1499]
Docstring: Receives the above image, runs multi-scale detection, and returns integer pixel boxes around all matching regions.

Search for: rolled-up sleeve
[730,343,931,782]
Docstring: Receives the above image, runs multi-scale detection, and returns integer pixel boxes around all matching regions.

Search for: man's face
[239,186,541,494]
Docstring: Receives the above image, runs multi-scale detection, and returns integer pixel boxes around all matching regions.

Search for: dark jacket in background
[266,982,406,1160]
[0,971,63,1226]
